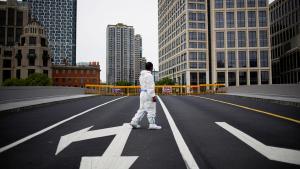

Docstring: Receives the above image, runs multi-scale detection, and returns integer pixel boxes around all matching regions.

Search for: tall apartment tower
[270,0,300,84]
[134,34,142,85]
[106,23,135,84]
[23,0,77,66]
[158,0,272,87]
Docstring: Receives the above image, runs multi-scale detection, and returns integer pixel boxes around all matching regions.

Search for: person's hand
[152,96,157,102]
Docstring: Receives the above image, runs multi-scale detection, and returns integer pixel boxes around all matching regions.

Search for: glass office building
[158,0,272,86]
[23,0,77,65]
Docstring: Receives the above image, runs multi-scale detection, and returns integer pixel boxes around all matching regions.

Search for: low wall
[227,84,300,98]
[0,86,85,102]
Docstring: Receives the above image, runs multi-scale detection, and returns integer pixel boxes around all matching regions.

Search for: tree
[2,73,52,86]
[155,77,175,85]
[115,80,133,86]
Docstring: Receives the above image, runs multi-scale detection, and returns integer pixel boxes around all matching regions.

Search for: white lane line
[216,122,300,165]
[0,96,127,153]
[157,96,200,169]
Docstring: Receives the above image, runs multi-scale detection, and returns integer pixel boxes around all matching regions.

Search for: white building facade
[158,0,272,86]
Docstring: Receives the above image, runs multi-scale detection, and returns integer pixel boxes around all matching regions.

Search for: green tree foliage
[155,77,175,85]
[115,80,133,86]
[2,73,52,86]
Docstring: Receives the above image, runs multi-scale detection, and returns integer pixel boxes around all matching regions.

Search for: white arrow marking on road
[216,122,300,165]
[55,123,138,169]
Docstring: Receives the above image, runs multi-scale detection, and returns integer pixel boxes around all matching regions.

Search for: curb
[0,95,98,114]
[223,94,300,107]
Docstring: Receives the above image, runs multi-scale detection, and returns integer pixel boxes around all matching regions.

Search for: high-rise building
[106,23,135,84]
[270,0,300,84]
[134,34,142,85]
[158,0,272,87]
[23,0,77,66]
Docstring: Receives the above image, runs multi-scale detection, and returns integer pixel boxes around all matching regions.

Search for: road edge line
[192,96,300,124]
[157,96,200,169]
[0,96,127,153]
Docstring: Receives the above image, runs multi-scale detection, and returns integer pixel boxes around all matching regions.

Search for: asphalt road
[0,95,299,169]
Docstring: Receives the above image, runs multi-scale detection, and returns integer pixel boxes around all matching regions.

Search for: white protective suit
[131,70,157,124]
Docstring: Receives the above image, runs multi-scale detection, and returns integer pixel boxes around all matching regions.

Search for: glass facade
[216,32,224,48]
[215,12,224,28]
[228,51,236,68]
[249,51,257,67]
[217,52,225,68]
[226,12,234,28]
[259,30,268,47]
[237,11,245,27]
[238,51,246,67]
[249,31,257,47]
[25,0,77,65]
[238,31,246,47]
[248,11,256,27]
[227,31,235,48]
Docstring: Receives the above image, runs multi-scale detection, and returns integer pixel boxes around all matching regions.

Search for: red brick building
[52,62,101,87]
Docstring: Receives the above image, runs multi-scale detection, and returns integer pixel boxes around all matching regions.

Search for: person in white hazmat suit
[130,62,162,130]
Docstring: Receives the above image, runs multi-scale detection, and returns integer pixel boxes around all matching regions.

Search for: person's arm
[146,74,156,99]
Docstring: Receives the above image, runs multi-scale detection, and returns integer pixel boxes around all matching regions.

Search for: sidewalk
[224,84,300,107]
[0,94,95,112]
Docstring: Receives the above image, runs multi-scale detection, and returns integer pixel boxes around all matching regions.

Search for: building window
[260,51,269,67]
[0,10,6,26]
[238,51,247,67]
[239,72,247,85]
[43,70,48,77]
[3,70,11,82]
[247,0,256,7]
[248,11,256,27]
[198,13,205,21]
[8,8,14,26]
[198,42,206,48]
[189,52,197,61]
[237,11,245,27]
[228,51,236,68]
[261,71,269,84]
[259,11,267,27]
[198,32,206,41]
[199,72,206,84]
[217,52,225,68]
[249,31,257,47]
[237,0,245,8]
[215,0,223,8]
[190,62,198,69]
[249,51,257,67]
[189,12,197,21]
[215,12,224,28]
[28,49,36,66]
[3,59,11,68]
[16,11,23,26]
[226,0,234,8]
[43,50,49,67]
[238,31,246,47]
[190,72,197,85]
[198,62,206,68]
[21,37,25,46]
[28,69,35,77]
[16,69,21,79]
[189,32,197,40]
[189,42,197,48]
[29,37,37,45]
[227,31,235,48]
[217,72,225,84]
[250,72,258,84]
[258,0,267,7]
[259,30,268,47]
[16,50,22,66]
[216,32,224,48]
[198,52,206,61]
[41,38,46,47]
[226,12,234,28]
[228,72,236,86]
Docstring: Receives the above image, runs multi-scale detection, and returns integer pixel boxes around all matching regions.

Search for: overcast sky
[77,0,158,82]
